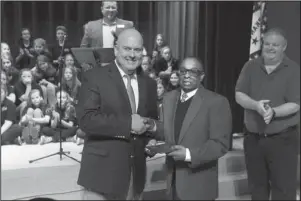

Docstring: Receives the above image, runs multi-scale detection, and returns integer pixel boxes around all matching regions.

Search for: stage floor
[1,142,167,200]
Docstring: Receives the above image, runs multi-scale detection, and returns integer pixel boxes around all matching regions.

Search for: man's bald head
[116,29,144,47]
[114,29,144,75]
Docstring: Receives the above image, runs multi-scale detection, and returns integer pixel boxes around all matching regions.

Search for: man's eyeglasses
[179,68,203,77]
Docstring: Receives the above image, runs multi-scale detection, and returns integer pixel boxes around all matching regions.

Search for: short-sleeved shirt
[1,98,17,125]
[235,55,300,134]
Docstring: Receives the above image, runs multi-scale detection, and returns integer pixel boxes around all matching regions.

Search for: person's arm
[76,71,132,138]
[6,93,16,103]
[61,120,74,128]
[188,97,232,168]
[273,67,300,117]
[1,120,13,135]
[20,84,32,101]
[32,115,51,124]
[235,61,268,115]
[15,48,25,64]
[80,23,91,48]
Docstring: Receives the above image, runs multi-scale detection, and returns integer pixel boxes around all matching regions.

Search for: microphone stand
[29,35,80,163]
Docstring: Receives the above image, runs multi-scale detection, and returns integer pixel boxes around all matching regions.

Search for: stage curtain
[156,1,200,61]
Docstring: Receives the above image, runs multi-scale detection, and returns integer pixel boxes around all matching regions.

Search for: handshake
[131,114,156,135]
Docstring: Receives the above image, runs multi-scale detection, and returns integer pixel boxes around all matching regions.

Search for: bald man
[140,57,232,200]
[76,29,158,200]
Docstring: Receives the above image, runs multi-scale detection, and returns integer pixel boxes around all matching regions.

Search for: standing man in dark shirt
[235,28,300,200]
[1,85,22,145]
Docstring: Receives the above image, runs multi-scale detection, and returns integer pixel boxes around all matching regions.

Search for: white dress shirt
[180,88,198,162]
[102,22,117,48]
[115,60,139,112]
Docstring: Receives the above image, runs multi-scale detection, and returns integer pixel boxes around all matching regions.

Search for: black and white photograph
[1,1,300,200]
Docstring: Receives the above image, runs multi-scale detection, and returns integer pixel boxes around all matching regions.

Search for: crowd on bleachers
[1,27,181,146]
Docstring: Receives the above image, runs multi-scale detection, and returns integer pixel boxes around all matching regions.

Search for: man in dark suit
[76,29,158,200]
[142,57,232,200]
[80,1,134,48]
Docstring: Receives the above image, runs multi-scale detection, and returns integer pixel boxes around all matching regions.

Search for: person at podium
[80,1,134,48]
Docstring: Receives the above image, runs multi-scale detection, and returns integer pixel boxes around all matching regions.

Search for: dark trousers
[41,126,77,142]
[243,127,299,200]
[1,124,22,145]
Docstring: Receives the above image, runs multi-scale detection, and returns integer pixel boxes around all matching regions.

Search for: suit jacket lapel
[98,19,103,47]
[165,90,181,144]
[178,87,204,144]
[108,63,131,113]
[137,72,147,114]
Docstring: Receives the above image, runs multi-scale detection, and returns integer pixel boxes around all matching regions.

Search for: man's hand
[256,100,270,117]
[131,114,148,135]
[142,117,156,132]
[146,139,157,146]
[263,105,275,124]
[167,145,186,161]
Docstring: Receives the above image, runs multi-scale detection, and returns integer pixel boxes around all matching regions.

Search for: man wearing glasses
[80,1,134,48]
[141,57,232,200]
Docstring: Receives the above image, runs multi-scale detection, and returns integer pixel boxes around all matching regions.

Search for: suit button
[130,155,134,158]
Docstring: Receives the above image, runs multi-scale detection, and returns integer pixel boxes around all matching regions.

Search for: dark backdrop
[1,1,256,134]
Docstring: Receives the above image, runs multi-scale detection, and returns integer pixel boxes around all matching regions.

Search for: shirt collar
[259,54,289,73]
[115,60,137,79]
[181,88,198,100]
[102,19,117,26]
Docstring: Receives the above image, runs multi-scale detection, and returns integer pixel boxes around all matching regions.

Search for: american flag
[249,1,268,60]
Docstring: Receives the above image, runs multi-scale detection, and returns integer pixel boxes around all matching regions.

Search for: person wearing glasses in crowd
[80,1,134,48]
[137,57,232,200]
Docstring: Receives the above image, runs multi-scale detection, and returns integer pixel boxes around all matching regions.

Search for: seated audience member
[153,33,167,56]
[1,42,11,57]
[141,55,154,75]
[1,85,22,145]
[1,53,20,86]
[58,66,81,104]
[156,79,166,120]
[80,1,134,48]
[15,28,35,69]
[14,69,44,117]
[39,90,77,145]
[166,70,180,91]
[31,55,58,107]
[63,53,82,81]
[154,46,179,85]
[50,26,71,67]
[29,38,52,68]
[19,89,51,144]
[1,70,16,103]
